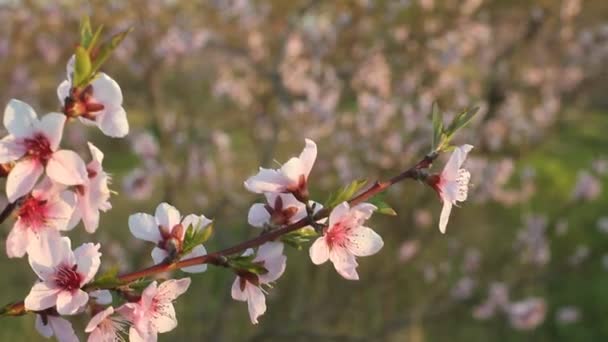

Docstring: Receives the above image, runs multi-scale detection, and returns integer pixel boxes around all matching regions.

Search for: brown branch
[1,153,437,317]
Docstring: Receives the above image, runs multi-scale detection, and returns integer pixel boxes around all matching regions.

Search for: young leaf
[281,227,319,250]
[89,27,133,77]
[431,102,443,151]
[446,106,479,138]
[325,179,368,208]
[73,46,92,87]
[90,266,122,288]
[182,222,214,254]
[79,16,93,48]
[368,195,397,216]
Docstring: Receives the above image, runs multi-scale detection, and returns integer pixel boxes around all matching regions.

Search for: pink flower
[244,139,316,200]
[6,179,76,258]
[24,237,101,315]
[85,306,127,342]
[129,203,211,273]
[427,144,473,234]
[70,142,112,233]
[231,242,287,324]
[117,278,191,342]
[247,193,311,228]
[57,57,129,138]
[0,99,88,202]
[309,202,383,280]
[507,297,547,331]
[35,314,78,342]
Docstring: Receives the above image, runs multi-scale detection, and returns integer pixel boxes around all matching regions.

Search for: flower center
[54,264,83,292]
[325,222,351,249]
[64,85,105,119]
[18,195,49,230]
[24,133,53,164]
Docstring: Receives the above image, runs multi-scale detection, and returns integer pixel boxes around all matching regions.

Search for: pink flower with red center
[231,242,287,324]
[24,236,101,315]
[57,57,129,138]
[35,314,78,342]
[0,99,88,202]
[128,202,211,273]
[427,144,473,234]
[6,178,76,258]
[85,306,128,342]
[244,139,316,200]
[117,278,191,342]
[69,142,112,233]
[309,202,383,280]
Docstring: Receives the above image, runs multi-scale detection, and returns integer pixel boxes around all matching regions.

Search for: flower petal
[91,73,123,105]
[309,237,329,265]
[4,99,37,138]
[157,278,191,302]
[74,242,101,285]
[279,157,304,184]
[247,203,270,228]
[28,236,72,280]
[57,80,70,103]
[155,202,181,231]
[151,247,168,265]
[48,316,79,342]
[85,306,114,332]
[256,242,286,283]
[89,290,113,306]
[329,247,359,280]
[6,158,43,202]
[151,301,177,333]
[47,150,88,185]
[24,282,60,311]
[246,283,266,324]
[346,226,384,257]
[180,245,208,273]
[244,168,290,193]
[37,113,66,151]
[439,201,453,234]
[328,202,350,227]
[56,289,88,315]
[129,213,161,243]
[0,134,26,163]
[299,138,317,177]
[98,106,129,138]
[231,277,247,301]
[442,144,474,181]
[6,222,28,258]
[35,315,54,338]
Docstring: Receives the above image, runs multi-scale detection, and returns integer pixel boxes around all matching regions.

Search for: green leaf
[91,266,122,288]
[281,227,319,250]
[446,106,479,138]
[368,195,397,216]
[87,24,105,53]
[431,102,443,151]
[128,278,154,292]
[182,222,213,255]
[89,27,133,76]
[228,255,268,275]
[73,46,92,87]
[325,179,368,208]
[80,16,93,48]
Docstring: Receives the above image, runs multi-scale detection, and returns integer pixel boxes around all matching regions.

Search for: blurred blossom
[398,240,420,263]
[555,306,581,325]
[568,245,590,266]
[571,170,602,201]
[414,209,433,228]
[597,217,608,234]
[131,131,160,159]
[451,277,476,301]
[507,298,547,331]
[473,282,510,320]
[592,158,608,175]
[515,214,550,266]
[462,248,481,273]
[122,168,156,200]
[555,219,569,236]
[422,265,437,283]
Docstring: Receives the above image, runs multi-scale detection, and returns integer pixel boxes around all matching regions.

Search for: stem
[1,153,437,317]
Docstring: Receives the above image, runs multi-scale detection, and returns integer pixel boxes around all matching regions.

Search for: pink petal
[231,277,247,301]
[439,201,453,234]
[87,142,104,169]
[57,80,70,104]
[328,202,350,227]
[28,236,72,280]
[299,138,317,178]
[346,226,384,257]
[309,237,330,265]
[442,144,474,181]
[247,203,270,228]
[48,316,78,342]
[151,247,168,265]
[91,73,123,105]
[180,245,208,273]
[151,301,177,333]
[157,278,191,302]
[155,202,181,231]
[0,134,26,163]
[279,157,304,184]
[3,99,37,138]
[85,306,114,332]
[24,282,60,311]
[244,168,290,193]
[56,289,88,315]
[351,203,377,223]
[46,150,87,185]
[129,213,162,243]
[245,284,266,324]
[37,113,66,151]
[35,315,54,338]
[6,158,43,202]
[89,289,113,305]
[6,221,28,258]
[98,106,129,138]
[256,242,286,283]
[329,247,359,280]
[74,242,101,285]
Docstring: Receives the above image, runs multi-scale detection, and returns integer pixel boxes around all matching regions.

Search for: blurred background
[1,0,608,340]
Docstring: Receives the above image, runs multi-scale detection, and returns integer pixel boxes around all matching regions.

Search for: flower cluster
[0,17,478,342]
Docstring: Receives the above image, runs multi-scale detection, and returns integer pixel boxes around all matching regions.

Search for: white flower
[309,202,383,280]
[24,237,101,315]
[231,242,287,324]
[247,193,312,228]
[428,144,473,234]
[244,139,316,199]
[70,142,112,233]
[128,202,211,273]
[58,57,128,138]
[117,278,191,342]
[85,306,127,342]
[0,99,88,202]
[35,314,78,342]
[6,178,76,258]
